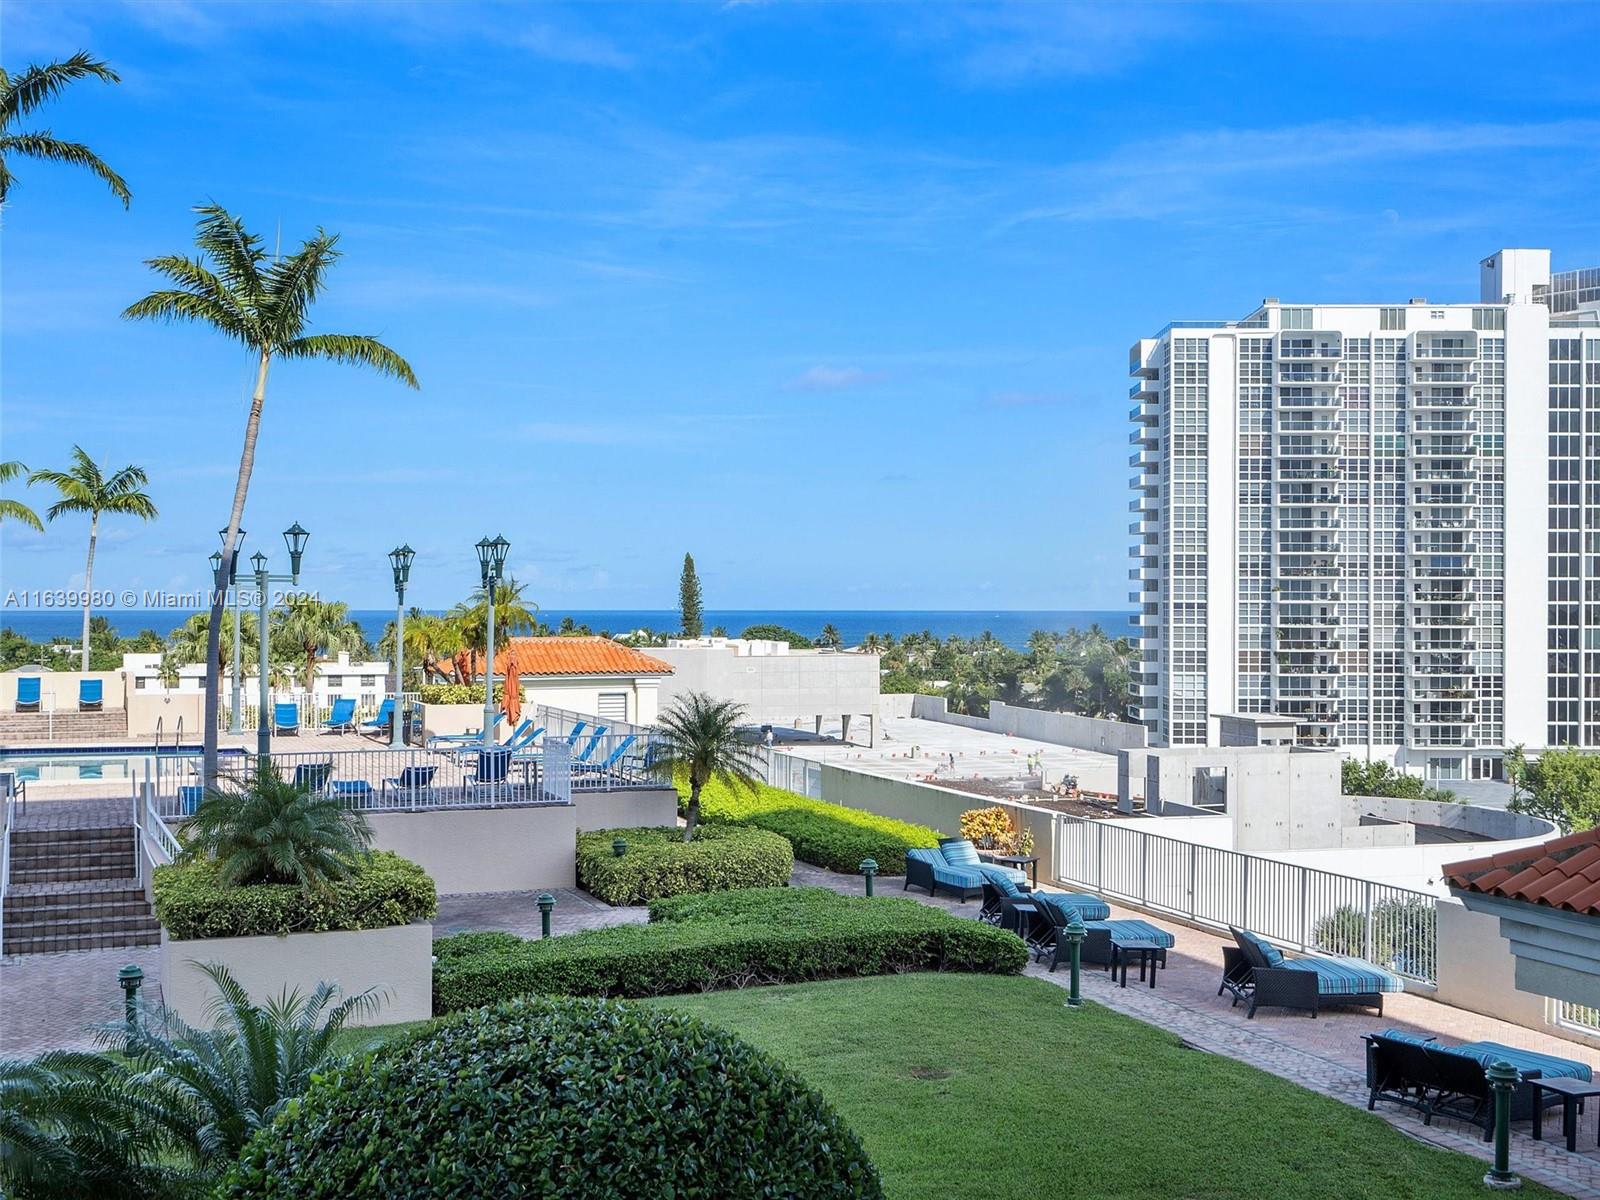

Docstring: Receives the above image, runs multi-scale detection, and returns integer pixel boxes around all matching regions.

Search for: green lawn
[651,974,1552,1200]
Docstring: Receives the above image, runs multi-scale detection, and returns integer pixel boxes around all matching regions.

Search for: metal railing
[1053,813,1439,983]
[539,731,669,804]
[134,780,181,884]
[0,786,14,955]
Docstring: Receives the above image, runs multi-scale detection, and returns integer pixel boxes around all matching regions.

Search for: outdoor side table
[1110,938,1164,989]
[989,854,1039,888]
[1531,1075,1600,1152]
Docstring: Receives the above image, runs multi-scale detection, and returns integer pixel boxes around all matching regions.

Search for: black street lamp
[387,544,415,749]
[249,525,309,759]
[474,535,510,747]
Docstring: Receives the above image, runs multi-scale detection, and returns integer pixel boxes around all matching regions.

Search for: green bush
[219,995,882,1200]
[417,683,503,705]
[683,776,942,874]
[152,851,436,940]
[576,825,793,905]
[433,886,1025,1012]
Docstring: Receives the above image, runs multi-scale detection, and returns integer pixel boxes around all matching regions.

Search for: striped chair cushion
[986,870,1024,898]
[1453,1041,1592,1082]
[932,864,985,890]
[940,839,982,867]
[1236,928,1285,968]
[1373,1028,1437,1047]
[1086,918,1175,949]
[1036,892,1112,922]
[1282,954,1405,996]
[907,848,941,867]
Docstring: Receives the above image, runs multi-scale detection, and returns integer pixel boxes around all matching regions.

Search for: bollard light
[1063,916,1087,1008]
[1484,1059,1521,1189]
[860,857,878,898]
[612,836,628,858]
[118,964,144,1048]
[537,892,556,939]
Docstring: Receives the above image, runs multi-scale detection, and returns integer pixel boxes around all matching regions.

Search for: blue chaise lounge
[1225,926,1405,1018]
[905,838,1028,902]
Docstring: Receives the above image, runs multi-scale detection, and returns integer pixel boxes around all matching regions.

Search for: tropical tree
[180,773,372,890]
[678,552,703,638]
[650,691,762,842]
[1507,745,1600,834]
[167,610,259,678]
[271,596,367,693]
[817,623,842,649]
[124,203,417,785]
[0,460,42,530]
[451,578,537,660]
[0,52,129,207]
[408,612,466,683]
[29,447,157,671]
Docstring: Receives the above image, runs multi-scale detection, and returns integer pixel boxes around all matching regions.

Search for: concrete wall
[0,669,124,711]
[654,645,878,730]
[879,693,916,719]
[1346,795,1557,842]
[160,922,433,1028]
[1433,901,1551,1033]
[126,692,206,737]
[909,695,1146,753]
[575,786,679,833]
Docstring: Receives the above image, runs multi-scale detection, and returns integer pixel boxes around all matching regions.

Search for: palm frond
[128,254,257,342]
[0,131,129,205]
[190,203,267,307]
[0,497,43,530]
[0,52,120,121]
[279,333,419,388]
[121,286,253,347]
[260,232,339,346]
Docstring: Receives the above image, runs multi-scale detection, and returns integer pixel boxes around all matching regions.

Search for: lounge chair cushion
[1036,891,1112,922]
[907,849,984,891]
[1373,1028,1437,1048]
[1085,918,1175,948]
[1236,928,1285,967]
[1453,1040,1591,1082]
[1280,954,1404,996]
[988,871,1025,898]
[941,839,982,866]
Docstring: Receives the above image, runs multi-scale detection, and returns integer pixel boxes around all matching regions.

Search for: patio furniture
[330,779,374,804]
[289,761,334,793]
[939,838,1029,887]
[381,765,437,803]
[469,747,513,788]
[563,720,588,748]
[15,676,40,713]
[1031,892,1171,971]
[1111,938,1164,989]
[905,847,985,901]
[985,852,1039,887]
[273,702,300,736]
[361,697,396,738]
[78,678,103,712]
[574,725,610,764]
[1531,1076,1600,1152]
[505,721,544,754]
[178,784,204,815]
[1227,926,1403,1018]
[575,734,635,775]
[425,711,502,749]
[321,697,357,734]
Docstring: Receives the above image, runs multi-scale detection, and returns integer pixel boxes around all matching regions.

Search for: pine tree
[679,552,704,638]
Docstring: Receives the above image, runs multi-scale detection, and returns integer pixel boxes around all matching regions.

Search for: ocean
[1,608,1134,652]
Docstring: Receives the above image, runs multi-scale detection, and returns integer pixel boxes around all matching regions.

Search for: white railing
[765,750,823,798]
[1557,1001,1600,1035]
[1,787,14,955]
[135,784,181,880]
[539,732,667,804]
[1053,813,1439,984]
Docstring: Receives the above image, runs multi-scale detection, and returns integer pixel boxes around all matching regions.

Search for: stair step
[4,879,146,908]
[3,928,161,955]
[4,912,160,939]
[13,827,135,847]
[12,846,135,869]
[10,855,137,878]
[10,864,139,885]
[4,896,152,921]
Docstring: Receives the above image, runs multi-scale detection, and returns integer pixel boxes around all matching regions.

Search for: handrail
[153,715,164,752]
[1,788,14,955]
[142,791,181,866]
[173,715,184,752]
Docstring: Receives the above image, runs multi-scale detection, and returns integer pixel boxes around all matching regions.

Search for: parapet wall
[906,696,1147,753]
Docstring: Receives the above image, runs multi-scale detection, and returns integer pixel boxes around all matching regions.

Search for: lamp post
[251,523,309,761]
[474,535,510,749]
[216,529,246,734]
[388,545,415,749]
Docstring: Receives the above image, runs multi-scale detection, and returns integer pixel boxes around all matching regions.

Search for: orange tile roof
[1444,828,1600,915]
[498,637,674,678]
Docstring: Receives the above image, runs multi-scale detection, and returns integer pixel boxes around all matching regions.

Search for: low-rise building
[120,650,391,711]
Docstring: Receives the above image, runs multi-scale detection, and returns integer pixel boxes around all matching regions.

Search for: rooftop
[1445,827,1600,914]
[469,636,674,679]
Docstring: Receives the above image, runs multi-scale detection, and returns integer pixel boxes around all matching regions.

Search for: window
[135,677,147,690]
[325,675,343,687]
[1380,307,1406,331]
[1472,307,1505,331]
[1281,307,1313,330]
[361,675,376,687]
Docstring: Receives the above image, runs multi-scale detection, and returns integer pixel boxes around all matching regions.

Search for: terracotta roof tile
[1445,827,1600,916]
[468,637,674,678]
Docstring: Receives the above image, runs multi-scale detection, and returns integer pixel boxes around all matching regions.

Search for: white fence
[1054,813,1439,984]
[764,750,822,798]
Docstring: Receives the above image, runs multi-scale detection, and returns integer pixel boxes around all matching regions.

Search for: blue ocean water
[1,608,1134,652]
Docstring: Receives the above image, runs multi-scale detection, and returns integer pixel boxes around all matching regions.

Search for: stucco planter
[159,922,433,1029]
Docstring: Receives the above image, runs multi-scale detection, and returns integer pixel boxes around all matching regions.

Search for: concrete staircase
[0,710,130,744]
[3,801,160,955]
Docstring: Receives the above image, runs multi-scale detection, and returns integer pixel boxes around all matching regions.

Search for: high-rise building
[1129,249,1600,783]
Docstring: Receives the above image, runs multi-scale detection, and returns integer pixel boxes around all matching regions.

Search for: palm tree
[650,691,762,842]
[817,623,842,649]
[167,610,259,678]
[451,578,537,662]
[124,204,417,786]
[271,596,367,693]
[181,773,372,889]
[29,447,157,671]
[0,460,42,530]
[0,52,129,207]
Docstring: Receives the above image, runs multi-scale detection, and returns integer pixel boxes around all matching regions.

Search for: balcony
[1130,475,1160,493]
[1275,392,1340,408]
[1411,614,1473,626]
[1411,564,1477,578]
[1413,364,1479,384]
[1277,615,1341,626]
[1411,539,1477,555]
[1410,513,1476,530]
[1275,587,1341,603]
[1410,466,1479,482]
[1412,490,1475,506]
[1277,417,1343,434]
[1277,537,1342,553]
[1412,391,1478,409]
[1129,401,1159,424]
[1414,416,1478,433]
[1278,367,1342,385]
[1129,427,1159,447]
[1412,440,1478,458]
[1276,516,1342,531]
[1278,467,1344,482]
[1276,440,1342,459]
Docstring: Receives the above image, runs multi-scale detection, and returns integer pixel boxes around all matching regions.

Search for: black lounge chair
[1363,1033,1576,1139]
[1226,926,1402,1018]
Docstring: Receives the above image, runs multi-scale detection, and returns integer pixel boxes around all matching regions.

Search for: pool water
[0,745,246,786]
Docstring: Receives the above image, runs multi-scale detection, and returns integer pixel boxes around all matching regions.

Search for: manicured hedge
[683,777,942,874]
[433,886,1025,1013]
[576,825,793,906]
[219,995,882,1199]
[152,851,437,940]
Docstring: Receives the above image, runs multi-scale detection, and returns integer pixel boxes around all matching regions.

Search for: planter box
[160,922,433,1029]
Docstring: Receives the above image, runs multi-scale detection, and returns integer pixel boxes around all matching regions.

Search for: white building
[121,650,392,712]
[1130,248,1600,783]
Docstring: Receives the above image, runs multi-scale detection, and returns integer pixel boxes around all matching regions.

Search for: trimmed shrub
[433,886,1026,1012]
[219,995,882,1200]
[152,851,436,940]
[418,683,503,705]
[684,776,942,874]
[577,825,792,906]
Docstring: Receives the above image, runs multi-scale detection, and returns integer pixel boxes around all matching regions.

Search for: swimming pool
[0,745,247,786]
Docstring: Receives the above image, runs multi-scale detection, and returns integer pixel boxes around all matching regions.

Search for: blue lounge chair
[178,784,205,816]
[78,678,103,712]
[425,712,504,750]
[506,722,545,753]
[361,698,395,737]
[321,697,357,734]
[330,779,374,804]
[15,676,40,713]
[273,702,300,736]
[563,720,588,748]
[290,761,333,793]
[469,747,513,788]
[575,734,635,774]
[1225,926,1405,1018]
[906,839,1030,901]
[381,765,437,803]
[574,725,609,764]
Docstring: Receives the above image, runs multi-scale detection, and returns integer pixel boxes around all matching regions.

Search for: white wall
[910,696,1147,753]
[1,669,124,711]
[654,645,878,729]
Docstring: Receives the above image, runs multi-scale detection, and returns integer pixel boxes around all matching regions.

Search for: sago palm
[124,204,417,786]
[0,52,129,207]
[651,691,762,842]
[270,596,367,693]
[29,447,157,671]
[0,460,42,530]
[180,773,372,889]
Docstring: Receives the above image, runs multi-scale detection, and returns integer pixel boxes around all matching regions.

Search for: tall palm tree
[29,447,157,671]
[0,52,129,207]
[271,596,368,693]
[0,460,42,530]
[168,609,260,678]
[650,691,762,842]
[124,204,417,785]
[451,578,537,663]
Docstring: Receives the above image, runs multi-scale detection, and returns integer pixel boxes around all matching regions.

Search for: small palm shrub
[218,996,883,1199]
[651,691,763,841]
[181,773,371,889]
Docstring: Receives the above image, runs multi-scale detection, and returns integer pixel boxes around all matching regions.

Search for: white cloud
[782,365,885,392]
[513,23,634,70]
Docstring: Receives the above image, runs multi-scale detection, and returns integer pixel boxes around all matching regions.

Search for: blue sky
[2,1,1598,613]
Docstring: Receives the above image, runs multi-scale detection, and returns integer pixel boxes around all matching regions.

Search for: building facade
[1130,248,1600,781]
